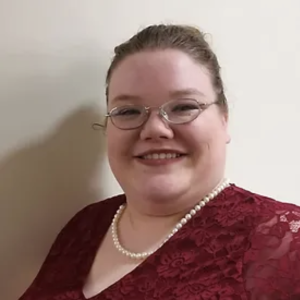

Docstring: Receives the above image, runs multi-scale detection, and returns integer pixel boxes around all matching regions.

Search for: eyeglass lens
[110,99,203,129]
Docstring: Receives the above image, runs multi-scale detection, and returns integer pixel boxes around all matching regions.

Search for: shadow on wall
[0,106,106,300]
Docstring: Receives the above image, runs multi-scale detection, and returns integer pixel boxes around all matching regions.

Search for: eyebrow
[111,94,142,103]
[111,88,206,103]
[169,88,206,98]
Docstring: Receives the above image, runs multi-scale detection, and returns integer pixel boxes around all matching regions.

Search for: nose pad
[159,108,168,120]
[146,107,167,121]
[144,107,169,128]
[139,107,174,140]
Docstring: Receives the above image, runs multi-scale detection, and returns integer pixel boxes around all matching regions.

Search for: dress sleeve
[243,202,300,299]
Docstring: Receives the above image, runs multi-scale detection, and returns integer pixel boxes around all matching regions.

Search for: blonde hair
[105,24,228,113]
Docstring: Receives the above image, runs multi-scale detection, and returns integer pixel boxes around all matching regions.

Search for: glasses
[105,99,217,130]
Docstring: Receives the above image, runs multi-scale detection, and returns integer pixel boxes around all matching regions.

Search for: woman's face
[106,49,230,204]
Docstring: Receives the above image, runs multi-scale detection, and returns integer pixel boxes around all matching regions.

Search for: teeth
[142,153,181,160]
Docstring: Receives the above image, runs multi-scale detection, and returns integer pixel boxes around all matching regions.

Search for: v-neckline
[76,188,229,299]
[76,195,168,300]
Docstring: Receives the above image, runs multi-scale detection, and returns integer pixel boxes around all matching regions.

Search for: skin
[83,49,231,298]
[107,49,230,218]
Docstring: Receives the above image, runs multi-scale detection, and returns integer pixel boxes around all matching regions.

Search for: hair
[105,24,228,113]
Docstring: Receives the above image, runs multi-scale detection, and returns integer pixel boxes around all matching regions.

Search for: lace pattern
[19,185,300,300]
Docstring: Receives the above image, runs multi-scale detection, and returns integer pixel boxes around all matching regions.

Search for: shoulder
[231,185,300,296]
[72,193,125,219]
[229,184,300,222]
[58,194,125,236]
[39,194,126,259]
[18,195,125,299]
[212,184,300,231]
[45,194,125,256]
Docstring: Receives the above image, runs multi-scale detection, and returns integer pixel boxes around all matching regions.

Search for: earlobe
[222,112,229,124]
[221,114,231,144]
[226,135,231,144]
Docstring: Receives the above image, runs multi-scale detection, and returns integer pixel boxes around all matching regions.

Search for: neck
[124,175,225,218]
[113,177,230,259]
[124,202,187,232]
[122,176,226,234]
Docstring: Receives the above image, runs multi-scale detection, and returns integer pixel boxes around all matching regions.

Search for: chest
[83,231,142,298]
[83,231,249,300]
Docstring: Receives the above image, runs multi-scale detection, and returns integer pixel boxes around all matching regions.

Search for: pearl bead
[185,214,192,220]
[181,218,187,225]
[176,223,183,229]
[195,205,201,211]
[111,178,230,260]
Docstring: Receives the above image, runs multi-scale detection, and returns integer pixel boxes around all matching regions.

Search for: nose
[139,109,174,141]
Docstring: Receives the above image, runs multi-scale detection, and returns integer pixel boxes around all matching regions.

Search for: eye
[172,103,200,112]
[168,99,201,113]
[112,106,142,116]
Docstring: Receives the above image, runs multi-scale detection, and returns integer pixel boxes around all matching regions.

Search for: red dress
[19,184,300,300]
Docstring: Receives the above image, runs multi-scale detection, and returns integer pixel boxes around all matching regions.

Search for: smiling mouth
[137,153,186,160]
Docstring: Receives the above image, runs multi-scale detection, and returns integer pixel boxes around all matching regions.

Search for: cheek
[179,123,211,148]
[181,118,227,153]
[106,126,137,158]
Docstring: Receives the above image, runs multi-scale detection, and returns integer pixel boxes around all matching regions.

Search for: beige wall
[1,1,300,299]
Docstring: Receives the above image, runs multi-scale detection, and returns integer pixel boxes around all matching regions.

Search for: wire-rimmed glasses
[104,99,217,130]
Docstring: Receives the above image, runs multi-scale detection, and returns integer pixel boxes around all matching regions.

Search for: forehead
[108,49,215,105]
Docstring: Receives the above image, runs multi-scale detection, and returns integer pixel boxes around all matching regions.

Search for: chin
[135,177,188,202]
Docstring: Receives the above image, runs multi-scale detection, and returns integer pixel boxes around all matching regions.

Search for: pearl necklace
[111,178,230,260]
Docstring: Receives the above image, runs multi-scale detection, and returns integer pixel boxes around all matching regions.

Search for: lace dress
[19,184,300,300]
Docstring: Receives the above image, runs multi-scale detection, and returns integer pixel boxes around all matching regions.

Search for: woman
[20,24,300,300]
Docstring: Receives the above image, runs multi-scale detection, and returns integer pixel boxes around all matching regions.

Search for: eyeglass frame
[103,99,219,130]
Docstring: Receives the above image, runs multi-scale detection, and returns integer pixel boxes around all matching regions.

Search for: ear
[221,113,231,144]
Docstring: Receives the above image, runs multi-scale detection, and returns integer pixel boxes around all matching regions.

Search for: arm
[244,204,300,299]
